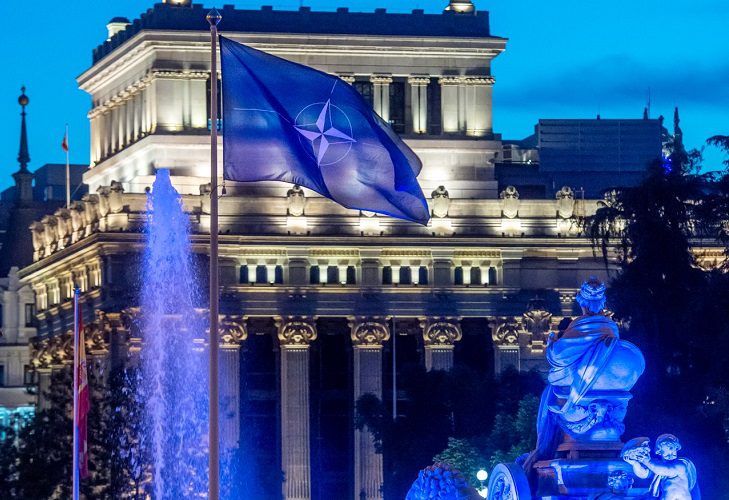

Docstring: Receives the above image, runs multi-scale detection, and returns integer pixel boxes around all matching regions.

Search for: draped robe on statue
[533,314,644,459]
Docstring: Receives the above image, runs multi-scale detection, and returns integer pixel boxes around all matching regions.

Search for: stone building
[16,0,687,498]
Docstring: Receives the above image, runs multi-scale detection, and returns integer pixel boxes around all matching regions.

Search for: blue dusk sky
[0,0,727,192]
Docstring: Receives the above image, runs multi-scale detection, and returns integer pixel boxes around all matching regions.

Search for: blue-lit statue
[622,434,700,499]
[533,277,645,459]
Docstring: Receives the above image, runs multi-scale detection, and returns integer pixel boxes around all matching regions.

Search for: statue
[622,434,700,499]
[531,277,645,461]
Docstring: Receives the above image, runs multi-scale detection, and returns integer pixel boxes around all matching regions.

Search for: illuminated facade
[16,1,675,498]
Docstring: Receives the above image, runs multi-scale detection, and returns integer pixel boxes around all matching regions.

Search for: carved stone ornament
[108,180,125,214]
[349,319,390,347]
[422,319,462,347]
[30,338,53,370]
[499,185,520,219]
[492,317,521,346]
[287,185,306,217]
[522,298,553,344]
[219,316,248,346]
[431,185,450,218]
[555,185,575,219]
[277,318,317,347]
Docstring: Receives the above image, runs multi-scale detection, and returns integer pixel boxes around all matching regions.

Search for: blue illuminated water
[141,169,207,498]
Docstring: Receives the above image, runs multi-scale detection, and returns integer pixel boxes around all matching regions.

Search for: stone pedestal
[350,317,390,500]
[421,318,462,371]
[277,317,317,500]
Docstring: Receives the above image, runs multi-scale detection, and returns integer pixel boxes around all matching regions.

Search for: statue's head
[655,434,681,460]
[607,470,633,494]
[576,276,607,314]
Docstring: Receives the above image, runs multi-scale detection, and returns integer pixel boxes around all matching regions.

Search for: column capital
[338,74,356,84]
[463,76,496,86]
[370,74,393,85]
[219,315,248,348]
[276,316,317,347]
[407,75,431,85]
[348,316,391,347]
[490,316,521,347]
[438,76,462,86]
[420,317,462,347]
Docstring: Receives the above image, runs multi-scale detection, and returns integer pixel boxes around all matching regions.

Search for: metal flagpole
[72,287,80,500]
[392,316,397,420]
[65,124,70,208]
[207,8,222,500]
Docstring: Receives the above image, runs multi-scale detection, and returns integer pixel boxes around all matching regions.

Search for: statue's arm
[641,458,684,478]
[624,458,650,479]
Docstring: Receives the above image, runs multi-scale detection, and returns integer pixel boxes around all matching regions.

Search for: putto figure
[623,434,699,499]
[530,277,645,461]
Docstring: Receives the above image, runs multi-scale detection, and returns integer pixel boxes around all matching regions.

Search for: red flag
[62,130,69,152]
[75,314,89,479]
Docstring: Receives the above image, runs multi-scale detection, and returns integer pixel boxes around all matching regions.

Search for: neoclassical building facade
[15,1,679,498]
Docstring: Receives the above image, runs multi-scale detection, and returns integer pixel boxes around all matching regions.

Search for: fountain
[140,169,208,498]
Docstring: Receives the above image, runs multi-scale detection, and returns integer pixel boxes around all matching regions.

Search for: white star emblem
[295,100,356,166]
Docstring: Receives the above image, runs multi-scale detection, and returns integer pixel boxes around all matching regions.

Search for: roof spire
[673,106,683,150]
[17,86,30,171]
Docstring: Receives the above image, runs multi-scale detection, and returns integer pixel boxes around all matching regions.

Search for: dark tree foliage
[356,366,542,498]
[582,134,729,497]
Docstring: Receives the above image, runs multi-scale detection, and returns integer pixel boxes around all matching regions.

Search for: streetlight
[476,469,488,498]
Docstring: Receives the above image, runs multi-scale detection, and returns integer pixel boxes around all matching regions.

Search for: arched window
[454,267,464,285]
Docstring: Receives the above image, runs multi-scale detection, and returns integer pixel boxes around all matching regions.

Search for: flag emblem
[294,98,356,166]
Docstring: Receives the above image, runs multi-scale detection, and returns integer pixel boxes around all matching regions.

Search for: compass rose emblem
[295,100,356,166]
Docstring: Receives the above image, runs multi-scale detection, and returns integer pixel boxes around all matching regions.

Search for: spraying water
[141,169,207,498]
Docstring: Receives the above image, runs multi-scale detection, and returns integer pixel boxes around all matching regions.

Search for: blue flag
[220,37,430,225]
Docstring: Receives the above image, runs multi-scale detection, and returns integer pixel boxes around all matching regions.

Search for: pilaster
[277,316,317,500]
[349,317,390,500]
[408,76,430,134]
[370,75,392,123]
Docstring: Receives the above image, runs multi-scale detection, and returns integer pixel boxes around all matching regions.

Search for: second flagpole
[207,8,222,500]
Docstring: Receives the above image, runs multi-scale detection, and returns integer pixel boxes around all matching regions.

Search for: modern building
[13,0,709,498]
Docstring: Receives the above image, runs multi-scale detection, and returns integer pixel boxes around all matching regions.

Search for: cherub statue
[622,434,700,499]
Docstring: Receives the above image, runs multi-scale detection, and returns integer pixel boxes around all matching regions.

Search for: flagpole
[207,8,222,500]
[72,287,80,500]
[65,124,70,208]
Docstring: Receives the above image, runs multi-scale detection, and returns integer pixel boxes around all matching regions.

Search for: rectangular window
[309,266,320,284]
[399,266,412,285]
[346,266,357,285]
[382,266,392,285]
[239,266,249,284]
[470,267,482,285]
[255,265,267,284]
[488,267,498,286]
[0,365,4,387]
[389,81,406,134]
[25,304,36,328]
[326,266,339,284]
[418,266,429,285]
[274,265,284,284]
[353,81,374,108]
[427,78,442,135]
[454,267,464,285]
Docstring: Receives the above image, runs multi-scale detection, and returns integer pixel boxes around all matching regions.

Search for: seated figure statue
[623,434,700,499]
[530,277,645,462]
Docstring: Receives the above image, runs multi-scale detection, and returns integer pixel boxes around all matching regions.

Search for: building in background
[11,0,702,498]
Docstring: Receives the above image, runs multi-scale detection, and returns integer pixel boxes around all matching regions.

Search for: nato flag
[220,37,430,225]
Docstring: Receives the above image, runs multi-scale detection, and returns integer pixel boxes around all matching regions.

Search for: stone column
[408,76,429,134]
[370,75,392,123]
[463,77,495,137]
[277,317,317,500]
[439,77,462,133]
[491,317,521,374]
[421,318,462,371]
[349,317,390,500]
[218,316,247,449]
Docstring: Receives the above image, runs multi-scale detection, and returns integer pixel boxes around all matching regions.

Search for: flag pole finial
[207,8,222,26]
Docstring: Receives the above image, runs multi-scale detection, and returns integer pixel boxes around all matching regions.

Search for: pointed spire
[17,86,30,171]
[643,107,648,120]
[673,106,683,150]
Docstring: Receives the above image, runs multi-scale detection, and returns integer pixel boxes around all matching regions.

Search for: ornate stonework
[286,185,306,217]
[523,297,553,351]
[219,315,248,347]
[276,317,317,347]
[500,185,520,219]
[349,317,390,347]
[421,318,462,346]
[556,186,576,219]
[431,185,450,218]
[491,316,520,346]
